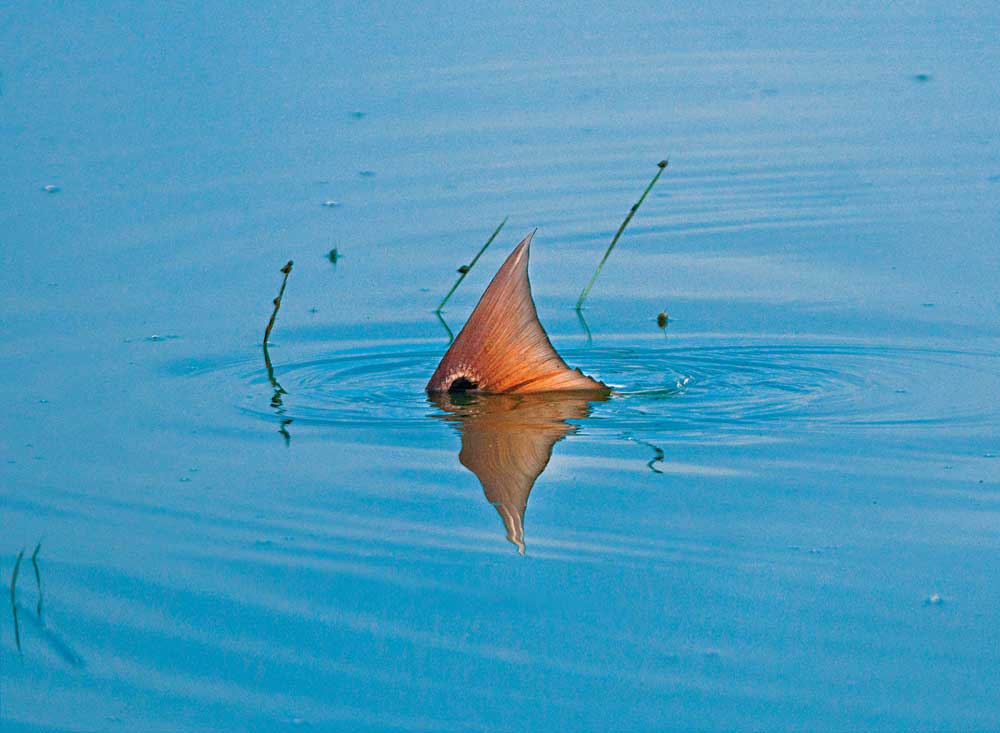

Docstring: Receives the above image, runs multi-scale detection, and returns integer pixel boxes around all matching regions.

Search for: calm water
[3,3,1000,731]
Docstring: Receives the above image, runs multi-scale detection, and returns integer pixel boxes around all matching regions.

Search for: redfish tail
[427,231,607,394]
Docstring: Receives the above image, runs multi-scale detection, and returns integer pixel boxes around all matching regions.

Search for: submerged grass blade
[575,307,593,346]
[11,548,24,652]
[575,160,669,310]
[31,542,43,619]
[13,600,86,668]
[435,217,507,312]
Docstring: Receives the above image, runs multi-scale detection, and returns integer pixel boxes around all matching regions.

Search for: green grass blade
[576,160,668,310]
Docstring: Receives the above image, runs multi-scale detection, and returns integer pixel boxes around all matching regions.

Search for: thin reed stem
[575,160,668,310]
[262,262,292,413]
[264,261,293,346]
[436,217,508,312]
[435,310,455,344]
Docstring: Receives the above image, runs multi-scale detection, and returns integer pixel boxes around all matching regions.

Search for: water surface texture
[3,3,1000,731]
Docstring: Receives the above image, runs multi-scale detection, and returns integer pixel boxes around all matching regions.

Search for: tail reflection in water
[430,392,607,554]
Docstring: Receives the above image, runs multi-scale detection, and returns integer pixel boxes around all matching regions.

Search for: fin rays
[427,232,607,394]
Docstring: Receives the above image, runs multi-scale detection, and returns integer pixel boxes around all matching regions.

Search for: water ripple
[185,341,1000,440]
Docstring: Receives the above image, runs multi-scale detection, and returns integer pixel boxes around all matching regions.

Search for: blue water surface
[2,3,1000,731]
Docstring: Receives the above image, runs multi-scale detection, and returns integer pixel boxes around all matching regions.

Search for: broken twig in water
[262,262,292,416]
[576,160,669,310]
[264,261,293,346]
[436,217,508,312]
